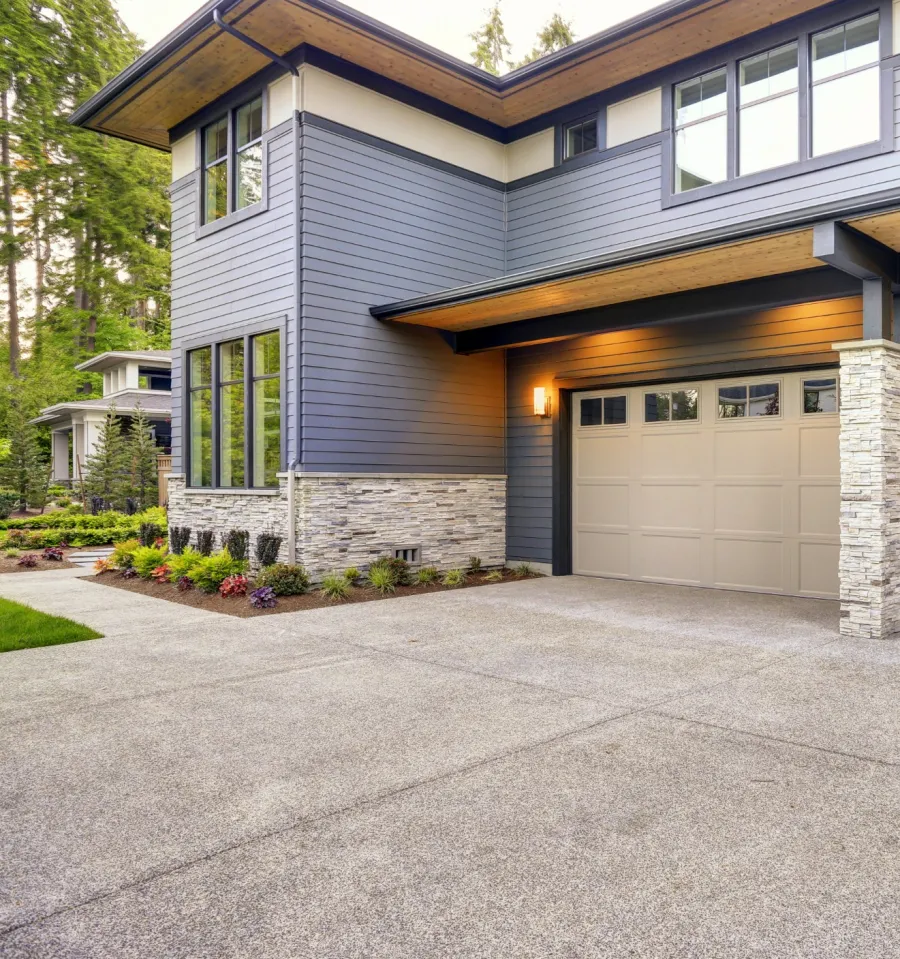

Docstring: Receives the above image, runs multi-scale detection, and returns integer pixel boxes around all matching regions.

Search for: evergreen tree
[127,402,158,510]
[516,14,576,67]
[470,3,513,75]
[0,399,47,511]
[83,405,129,508]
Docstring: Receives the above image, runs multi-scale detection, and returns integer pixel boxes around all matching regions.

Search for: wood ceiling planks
[847,210,900,251]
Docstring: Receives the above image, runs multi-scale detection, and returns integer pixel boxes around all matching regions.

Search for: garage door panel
[641,432,704,478]
[714,428,786,477]
[639,484,702,531]
[714,485,783,534]
[575,484,629,527]
[713,538,784,592]
[573,370,839,600]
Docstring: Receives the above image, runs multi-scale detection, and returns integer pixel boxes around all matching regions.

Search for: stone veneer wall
[167,473,507,578]
[836,339,900,640]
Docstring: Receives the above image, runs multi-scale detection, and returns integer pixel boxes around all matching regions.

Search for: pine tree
[516,13,576,67]
[127,402,158,511]
[470,3,513,75]
[83,405,129,509]
[0,399,47,511]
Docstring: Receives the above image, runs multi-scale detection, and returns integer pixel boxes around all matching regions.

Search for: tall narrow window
[739,42,799,175]
[202,116,228,225]
[674,68,727,192]
[219,339,245,487]
[189,348,213,487]
[812,13,880,157]
[235,96,263,209]
[252,332,281,487]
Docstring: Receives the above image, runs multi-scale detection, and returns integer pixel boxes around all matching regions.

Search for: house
[70,0,900,639]
[32,351,172,483]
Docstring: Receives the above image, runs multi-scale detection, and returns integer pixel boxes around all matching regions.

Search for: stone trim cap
[833,339,900,354]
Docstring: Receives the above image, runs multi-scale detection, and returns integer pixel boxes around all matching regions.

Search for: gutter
[370,190,900,321]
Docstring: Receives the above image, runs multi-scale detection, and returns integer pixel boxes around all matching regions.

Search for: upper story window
[811,13,880,157]
[564,118,598,159]
[739,42,799,175]
[674,68,727,192]
[202,94,263,226]
[673,12,881,196]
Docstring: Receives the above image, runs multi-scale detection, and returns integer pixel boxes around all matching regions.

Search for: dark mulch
[0,550,83,574]
[90,568,540,617]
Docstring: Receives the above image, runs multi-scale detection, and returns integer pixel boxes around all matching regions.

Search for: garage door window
[580,395,627,426]
[644,389,699,422]
[718,382,780,418]
[803,377,838,414]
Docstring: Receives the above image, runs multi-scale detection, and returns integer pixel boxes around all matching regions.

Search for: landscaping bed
[0,548,83,574]
[91,566,538,617]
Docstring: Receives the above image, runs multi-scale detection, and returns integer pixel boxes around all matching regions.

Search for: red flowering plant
[151,565,171,584]
[219,574,249,597]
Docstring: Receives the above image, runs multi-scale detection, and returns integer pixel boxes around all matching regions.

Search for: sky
[115,0,669,67]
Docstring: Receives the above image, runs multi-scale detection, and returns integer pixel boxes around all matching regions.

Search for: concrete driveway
[1,570,899,958]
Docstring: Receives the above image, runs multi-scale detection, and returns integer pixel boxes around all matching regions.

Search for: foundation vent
[393,547,420,564]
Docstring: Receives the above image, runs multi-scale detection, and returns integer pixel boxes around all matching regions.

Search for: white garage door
[572,371,840,598]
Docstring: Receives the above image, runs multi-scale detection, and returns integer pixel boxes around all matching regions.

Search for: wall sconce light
[533,387,551,418]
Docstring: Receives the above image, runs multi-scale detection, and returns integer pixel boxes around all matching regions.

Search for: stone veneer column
[836,339,900,640]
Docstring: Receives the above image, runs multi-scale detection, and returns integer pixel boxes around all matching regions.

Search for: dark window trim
[556,112,604,164]
[663,1,892,208]
[196,89,269,238]
[182,317,287,492]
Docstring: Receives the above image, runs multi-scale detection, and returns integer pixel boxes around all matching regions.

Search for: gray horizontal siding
[299,123,505,473]
[505,296,862,564]
[169,125,297,473]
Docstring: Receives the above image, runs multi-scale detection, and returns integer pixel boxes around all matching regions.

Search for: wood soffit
[80,0,838,149]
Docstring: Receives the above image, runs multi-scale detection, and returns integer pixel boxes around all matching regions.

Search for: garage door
[572,371,840,598]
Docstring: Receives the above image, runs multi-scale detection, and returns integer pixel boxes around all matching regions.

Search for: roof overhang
[75,352,172,372]
[71,0,839,150]
[371,206,900,340]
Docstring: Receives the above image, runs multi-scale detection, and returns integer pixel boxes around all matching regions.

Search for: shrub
[4,547,20,558]
[219,574,249,597]
[111,539,141,570]
[166,547,203,583]
[124,497,139,516]
[441,568,467,588]
[6,529,34,548]
[320,572,351,601]
[138,522,164,548]
[196,530,215,556]
[485,569,504,583]
[17,554,38,568]
[367,564,396,595]
[121,567,138,579]
[151,565,171,584]
[132,546,169,579]
[187,548,248,593]
[169,526,192,555]
[468,556,483,573]
[41,547,64,562]
[255,532,282,568]
[176,575,194,592]
[0,491,18,520]
[415,566,440,585]
[369,556,411,586]
[514,562,535,578]
[93,558,113,573]
[223,529,250,563]
[343,566,360,584]
[55,496,72,508]
[47,484,68,498]
[249,586,277,609]
[255,563,309,596]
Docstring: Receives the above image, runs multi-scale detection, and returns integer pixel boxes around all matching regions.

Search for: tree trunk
[0,87,20,376]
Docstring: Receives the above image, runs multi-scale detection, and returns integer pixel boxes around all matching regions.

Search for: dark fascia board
[69,0,718,132]
[812,220,900,284]
[370,190,900,322]
[454,269,860,354]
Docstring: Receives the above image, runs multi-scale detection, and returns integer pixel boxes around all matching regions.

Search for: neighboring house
[32,351,172,483]
[70,0,900,638]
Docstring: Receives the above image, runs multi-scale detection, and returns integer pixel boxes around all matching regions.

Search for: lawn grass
[0,597,102,653]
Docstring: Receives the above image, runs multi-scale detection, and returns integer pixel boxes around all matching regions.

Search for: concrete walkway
[1,570,899,958]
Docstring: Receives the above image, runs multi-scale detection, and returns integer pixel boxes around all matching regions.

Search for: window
[252,332,281,488]
[718,383,780,418]
[644,389,699,422]
[139,368,172,391]
[188,348,213,488]
[219,339,245,488]
[674,68,727,192]
[580,395,627,427]
[812,13,880,157]
[201,94,264,226]
[739,42,799,175]
[803,377,838,413]
[564,118,598,159]
[186,331,281,489]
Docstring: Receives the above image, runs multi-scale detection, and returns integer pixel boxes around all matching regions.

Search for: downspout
[212,9,300,77]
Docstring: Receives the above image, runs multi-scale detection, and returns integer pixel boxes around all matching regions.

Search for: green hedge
[0,508,167,549]
[0,506,167,532]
